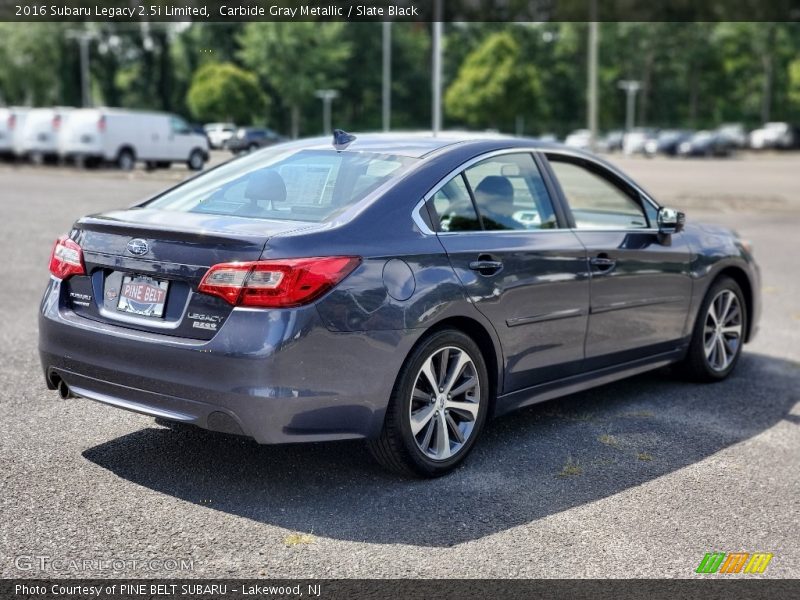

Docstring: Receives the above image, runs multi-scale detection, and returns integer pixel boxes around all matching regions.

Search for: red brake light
[97,116,106,132]
[52,115,61,130]
[8,114,16,130]
[198,256,361,308]
[49,235,85,280]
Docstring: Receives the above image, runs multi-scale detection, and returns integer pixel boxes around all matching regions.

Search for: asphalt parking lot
[0,153,798,578]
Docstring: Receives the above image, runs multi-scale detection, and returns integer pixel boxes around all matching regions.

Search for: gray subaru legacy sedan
[39,132,760,476]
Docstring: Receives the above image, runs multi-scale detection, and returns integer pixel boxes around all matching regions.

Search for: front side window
[170,116,191,134]
[463,153,557,231]
[548,158,648,229]
[146,148,417,223]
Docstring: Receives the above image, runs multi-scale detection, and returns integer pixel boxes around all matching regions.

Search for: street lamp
[617,80,641,132]
[431,0,443,136]
[315,89,339,135]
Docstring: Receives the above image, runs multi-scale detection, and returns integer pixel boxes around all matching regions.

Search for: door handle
[469,255,503,276]
[590,254,616,272]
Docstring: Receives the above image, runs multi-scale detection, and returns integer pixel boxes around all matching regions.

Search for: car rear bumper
[39,278,417,444]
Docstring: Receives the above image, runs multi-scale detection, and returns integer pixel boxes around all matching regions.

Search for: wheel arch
[715,266,754,342]
[411,315,504,417]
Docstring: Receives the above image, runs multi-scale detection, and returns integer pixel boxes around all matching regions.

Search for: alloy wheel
[408,346,481,461]
[703,289,743,372]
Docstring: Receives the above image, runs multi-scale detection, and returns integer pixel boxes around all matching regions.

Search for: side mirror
[657,207,685,235]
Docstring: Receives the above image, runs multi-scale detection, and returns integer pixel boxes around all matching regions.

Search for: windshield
[145,147,417,223]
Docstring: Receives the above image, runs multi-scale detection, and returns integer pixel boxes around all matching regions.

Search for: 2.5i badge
[188,312,224,331]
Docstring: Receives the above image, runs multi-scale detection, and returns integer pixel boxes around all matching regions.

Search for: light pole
[66,30,98,108]
[587,10,599,150]
[382,21,392,132]
[315,89,339,135]
[618,80,641,132]
[431,0,443,136]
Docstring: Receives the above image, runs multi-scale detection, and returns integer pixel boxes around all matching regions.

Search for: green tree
[238,23,351,138]
[445,31,545,132]
[186,62,268,125]
[789,58,800,117]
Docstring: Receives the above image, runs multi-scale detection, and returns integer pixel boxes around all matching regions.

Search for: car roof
[285,131,565,159]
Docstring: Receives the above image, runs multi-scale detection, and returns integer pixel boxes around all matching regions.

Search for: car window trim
[414,147,567,236]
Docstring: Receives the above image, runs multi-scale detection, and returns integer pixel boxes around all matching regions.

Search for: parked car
[227,127,286,154]
[17,107,74,163]
[204,122,236,149]
[678,130,733,157]
[645,129,693,157]
[597,130,625,153]
[39,132,760,477]
[749,122,796,150]
[58,108,209,170]
[564,129,592,150]
[716,123,748,149]
[623,128,658,155]
[0,106,30,159]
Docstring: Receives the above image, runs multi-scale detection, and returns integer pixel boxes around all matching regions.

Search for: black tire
[367,329,490,477]
[116,148,135,171]
[187,149,205,171]
[680,276,747,382]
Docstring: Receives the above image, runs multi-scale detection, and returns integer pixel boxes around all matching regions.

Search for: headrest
[244,170,287,204]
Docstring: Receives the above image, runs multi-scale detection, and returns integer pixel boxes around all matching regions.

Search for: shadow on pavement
[83,352,798,547]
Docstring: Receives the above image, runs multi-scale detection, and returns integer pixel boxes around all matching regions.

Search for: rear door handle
[469,255,503,276]
[590,255,616,271]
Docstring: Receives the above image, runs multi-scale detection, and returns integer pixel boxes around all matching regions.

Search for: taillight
[52,115,61,131]
[8,114,15,130]
[198,256,361,308]
[97,116,106,132]
[49,235,85,280]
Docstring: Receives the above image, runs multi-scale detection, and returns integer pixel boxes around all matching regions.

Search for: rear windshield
[145,147,417,223]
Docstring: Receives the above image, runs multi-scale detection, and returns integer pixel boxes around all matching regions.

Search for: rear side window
[463,153,557,231]
[426,152,558,232]
[146,148,417,223]
[427,174,482,232]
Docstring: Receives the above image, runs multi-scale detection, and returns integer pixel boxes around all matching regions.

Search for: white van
[58,108,209,170]
[0,107,31,159]
[17,107,74,162]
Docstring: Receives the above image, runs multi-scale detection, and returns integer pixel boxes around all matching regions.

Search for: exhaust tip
[57,379,73,400]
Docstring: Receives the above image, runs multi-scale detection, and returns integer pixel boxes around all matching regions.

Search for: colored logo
[696,552,773,574]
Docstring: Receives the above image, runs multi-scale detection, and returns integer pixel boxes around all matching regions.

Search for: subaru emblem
[127,239,149,256]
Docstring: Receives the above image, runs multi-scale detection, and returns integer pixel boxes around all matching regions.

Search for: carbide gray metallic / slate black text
[39,132,761,477]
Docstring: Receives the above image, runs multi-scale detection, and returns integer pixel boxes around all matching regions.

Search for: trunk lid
[64,208,313,340]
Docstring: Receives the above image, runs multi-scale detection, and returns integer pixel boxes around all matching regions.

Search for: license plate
[117,275,169,318]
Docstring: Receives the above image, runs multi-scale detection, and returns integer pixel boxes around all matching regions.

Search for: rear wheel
[368,329,489,477]
[680,276,746,381]
[116,148,135,171]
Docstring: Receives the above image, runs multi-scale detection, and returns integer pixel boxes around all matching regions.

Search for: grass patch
[637,452,653,462]
[558,457,583,478]
[284,533,315,547]
[598,434,621,448]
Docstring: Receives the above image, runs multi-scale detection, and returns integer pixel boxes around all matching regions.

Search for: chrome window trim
[411,146,664,237]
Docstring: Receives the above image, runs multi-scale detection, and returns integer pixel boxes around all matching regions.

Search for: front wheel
[680,276,746,382]
[368,329,489,477]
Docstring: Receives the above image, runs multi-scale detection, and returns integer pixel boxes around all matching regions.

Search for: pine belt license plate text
[117,275,169,318]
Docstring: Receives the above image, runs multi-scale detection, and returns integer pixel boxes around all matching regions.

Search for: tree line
[0,22,798,137]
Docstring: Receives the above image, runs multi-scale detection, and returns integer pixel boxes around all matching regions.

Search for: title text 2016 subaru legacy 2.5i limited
[40,132,760,477]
